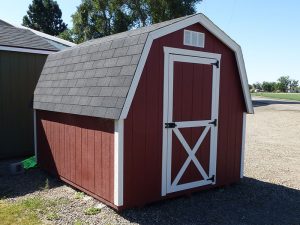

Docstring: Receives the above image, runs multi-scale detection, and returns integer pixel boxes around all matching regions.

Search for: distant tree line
[249,76,299,93]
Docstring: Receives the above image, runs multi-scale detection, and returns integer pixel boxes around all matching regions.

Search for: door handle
[165,122,177,128]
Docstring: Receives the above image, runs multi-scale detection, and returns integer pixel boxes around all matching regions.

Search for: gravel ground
[0,97,299,225]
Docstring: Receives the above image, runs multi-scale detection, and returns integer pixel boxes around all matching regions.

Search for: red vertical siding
[123,23,246,207]
[37,110,115,205]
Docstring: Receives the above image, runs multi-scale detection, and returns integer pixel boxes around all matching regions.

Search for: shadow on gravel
[0,160,62,199]
[253,99,300,108]
[121,177,300,225]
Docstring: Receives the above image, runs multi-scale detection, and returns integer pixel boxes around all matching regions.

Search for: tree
[289,79,299,92]
[71,0,132,44]
[23,0,67,36]
[146,0,201,24]
[262,81,277,92]
[253,82,262,91]
[248,84,253,91]
[277,76,291,92]
[71,0,201,43]
[58,28,74,42]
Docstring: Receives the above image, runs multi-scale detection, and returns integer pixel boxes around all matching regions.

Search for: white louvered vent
[184,30,205,48]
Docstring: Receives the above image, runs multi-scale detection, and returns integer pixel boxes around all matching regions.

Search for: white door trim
[162,47,221,196]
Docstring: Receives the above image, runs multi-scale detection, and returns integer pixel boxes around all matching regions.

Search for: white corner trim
[240,112,247,178]
[0,45,55,55]
[33,109,37,160]
[119,13,253,119]
[114,119,124,206]
[235,48,254,114]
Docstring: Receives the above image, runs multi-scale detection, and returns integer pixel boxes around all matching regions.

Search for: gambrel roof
[33,13,253,119]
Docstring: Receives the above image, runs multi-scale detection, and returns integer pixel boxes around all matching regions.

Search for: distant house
[0,19,75,159]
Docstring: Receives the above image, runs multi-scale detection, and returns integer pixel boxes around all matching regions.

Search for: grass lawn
[0,197,63,225]
[251,92,300,101]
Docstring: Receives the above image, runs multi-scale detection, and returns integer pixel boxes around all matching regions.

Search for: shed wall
[37,110,115,205]
[123,23,245,207]
[0,51,47,159]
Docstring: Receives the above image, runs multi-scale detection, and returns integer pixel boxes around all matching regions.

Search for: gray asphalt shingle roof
[0,19,13,26]
[33,15,194,119]
[0,25,59,51]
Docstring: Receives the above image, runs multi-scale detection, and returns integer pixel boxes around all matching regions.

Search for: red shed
[33,14,253,210]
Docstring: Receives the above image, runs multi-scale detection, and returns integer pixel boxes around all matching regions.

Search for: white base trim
[240,112,247,178]
[114,120,124,206]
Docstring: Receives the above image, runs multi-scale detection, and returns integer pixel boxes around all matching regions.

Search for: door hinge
[209,119,217,127]
[165,122,177,128]
[207,175,215,182]
[211,60,219,68]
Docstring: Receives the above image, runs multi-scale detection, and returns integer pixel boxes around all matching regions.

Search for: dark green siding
[0,51,47,159]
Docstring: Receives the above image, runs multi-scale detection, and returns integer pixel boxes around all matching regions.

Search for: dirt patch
[0,100,299,225]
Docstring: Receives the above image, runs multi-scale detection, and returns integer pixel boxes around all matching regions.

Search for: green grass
[252,92,300,101]
[0,196,64,225]
[73,219,86,225]
[84,207,101,215]
[74,191,85,199]
[46,212,60,220]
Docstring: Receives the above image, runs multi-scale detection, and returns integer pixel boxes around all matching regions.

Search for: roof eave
[0,45,57,55]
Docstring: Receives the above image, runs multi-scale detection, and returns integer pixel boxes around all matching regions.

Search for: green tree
[248,84,253,91]
[289,79,299,92]
[71,0,132,44]
[277,76,291,92]
[23,0,67,36]
[262,81,277,92]
[58,28,74,42]
[253,82,262,91]
[71,0,201,43]
[146,0,201,24]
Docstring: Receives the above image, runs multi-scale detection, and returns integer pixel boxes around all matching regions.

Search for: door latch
[209,119,217,127]
[165,122,177,128]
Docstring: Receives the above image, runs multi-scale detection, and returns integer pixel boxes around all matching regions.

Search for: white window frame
[183,30,205,48]
[161,47,221,195]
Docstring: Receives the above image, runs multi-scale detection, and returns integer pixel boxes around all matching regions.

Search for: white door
[162,48,221,195]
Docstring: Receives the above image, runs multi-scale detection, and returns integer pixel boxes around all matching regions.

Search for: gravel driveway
[0,97,299,225]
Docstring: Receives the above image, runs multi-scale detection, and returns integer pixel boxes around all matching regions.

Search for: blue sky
[0,0,299,84]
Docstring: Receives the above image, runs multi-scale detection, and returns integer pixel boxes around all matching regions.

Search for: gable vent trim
[184,30,205,48]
